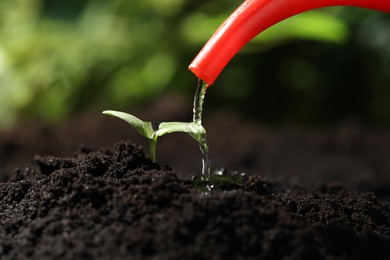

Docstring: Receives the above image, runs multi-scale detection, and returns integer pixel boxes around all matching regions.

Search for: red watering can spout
[189,0,390,86]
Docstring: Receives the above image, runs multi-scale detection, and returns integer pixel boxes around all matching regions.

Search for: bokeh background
[1,0,390,129]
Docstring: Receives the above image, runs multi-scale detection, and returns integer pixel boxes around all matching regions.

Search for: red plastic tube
[189,0,390,86]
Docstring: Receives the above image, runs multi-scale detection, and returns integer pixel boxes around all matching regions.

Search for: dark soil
[1,141,389,259]
[1,94,390,259]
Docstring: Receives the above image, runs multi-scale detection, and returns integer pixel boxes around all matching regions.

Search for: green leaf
[155,121,202,136]
[102,110,155,139]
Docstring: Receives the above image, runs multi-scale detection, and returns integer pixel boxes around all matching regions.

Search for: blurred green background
[0,0,389,128]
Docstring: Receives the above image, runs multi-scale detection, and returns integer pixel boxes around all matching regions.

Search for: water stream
[192,79,211,181]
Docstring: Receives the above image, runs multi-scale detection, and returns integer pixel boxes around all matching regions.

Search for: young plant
[102,111,207,162]
[103,80,211,177]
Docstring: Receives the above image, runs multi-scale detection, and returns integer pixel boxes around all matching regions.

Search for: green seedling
[103,80,211,177]
[102,110,207,162]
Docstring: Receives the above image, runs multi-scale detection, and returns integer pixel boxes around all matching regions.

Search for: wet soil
[0,94,390,259]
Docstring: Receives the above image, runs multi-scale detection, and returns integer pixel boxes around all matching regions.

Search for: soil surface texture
[1,95,390,259]
[1,140,390,259]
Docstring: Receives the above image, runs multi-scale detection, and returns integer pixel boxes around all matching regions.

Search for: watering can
[189,0,390,86]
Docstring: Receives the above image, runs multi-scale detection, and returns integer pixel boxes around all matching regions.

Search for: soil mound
[1,141,389,259]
